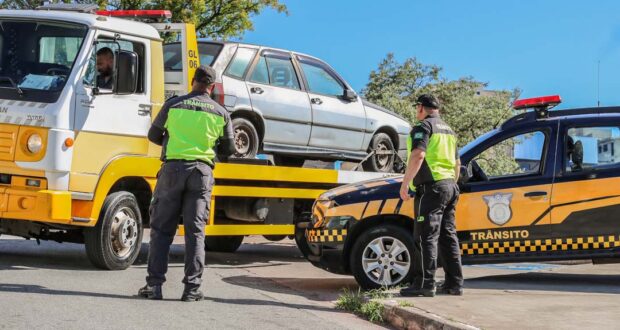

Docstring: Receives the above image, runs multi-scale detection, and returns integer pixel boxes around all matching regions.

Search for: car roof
[196,40,323,62]
[501,106,620,130]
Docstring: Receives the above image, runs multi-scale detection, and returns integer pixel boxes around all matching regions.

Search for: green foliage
[362,53,520,148]
[335,287,389,324]
[1,0,287,39]
[359,301,384,323]
[335,287,365,312]
[398,300,414,308]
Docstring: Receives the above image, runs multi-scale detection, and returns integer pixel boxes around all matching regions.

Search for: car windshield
[459,129,499,156]
[0,19,87,100]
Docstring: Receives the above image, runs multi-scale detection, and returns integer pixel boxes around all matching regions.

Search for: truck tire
[362,133,395,173]
[84,192,143,270]
[205,235,244,253]
[232,118,259,158]
[350,225,414,290]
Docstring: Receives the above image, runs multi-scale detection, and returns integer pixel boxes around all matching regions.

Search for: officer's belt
[165,159,214,169]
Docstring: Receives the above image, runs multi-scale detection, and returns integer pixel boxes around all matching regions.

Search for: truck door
[550,121,620,234]
[295,55,366,151]
[245,50,312,147]
[457,127,554,234]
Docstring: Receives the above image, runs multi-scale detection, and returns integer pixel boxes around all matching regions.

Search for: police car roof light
[513,95,562,119]
[96,10,172,19]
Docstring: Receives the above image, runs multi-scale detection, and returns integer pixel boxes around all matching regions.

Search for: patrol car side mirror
[115,50,139,95]
[343,89,357,102]
[458,165,471,185]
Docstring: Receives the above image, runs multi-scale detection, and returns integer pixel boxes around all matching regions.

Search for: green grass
[398,300,414,308]
[335,287,392,324]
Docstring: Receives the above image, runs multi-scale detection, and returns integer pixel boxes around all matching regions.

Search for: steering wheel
[46,67,70,76]
[470,159,489,181]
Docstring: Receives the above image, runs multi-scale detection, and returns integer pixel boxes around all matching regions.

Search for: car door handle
[250,87,264,94]
[311,97,323,105]
[524,191,547,197]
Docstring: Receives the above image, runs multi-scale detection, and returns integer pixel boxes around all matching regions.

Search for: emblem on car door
[483,193,513,226]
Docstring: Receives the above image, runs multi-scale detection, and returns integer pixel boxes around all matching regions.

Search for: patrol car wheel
[363,133,395,173]
[205,235,244,253]
[350,225,414,290]
[84,192,143,270]
[232,118,259,158]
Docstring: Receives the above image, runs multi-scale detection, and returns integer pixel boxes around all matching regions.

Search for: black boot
[181,287,204,302]
[400,286,436,297]
[138,284,163,300]
[437,282,463,296]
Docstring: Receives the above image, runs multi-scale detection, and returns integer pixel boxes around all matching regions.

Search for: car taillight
[211,82,225,106]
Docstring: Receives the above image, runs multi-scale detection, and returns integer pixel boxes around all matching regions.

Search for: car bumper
[306,228,349,274]
[0,186,72,224]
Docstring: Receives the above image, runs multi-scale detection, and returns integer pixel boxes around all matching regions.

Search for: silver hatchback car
[164,41,410,172]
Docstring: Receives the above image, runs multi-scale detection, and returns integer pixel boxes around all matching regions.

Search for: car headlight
[325,216,355,230]
[27,134,43,154]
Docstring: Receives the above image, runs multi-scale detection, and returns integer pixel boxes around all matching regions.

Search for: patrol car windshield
[0,19,87,102]
[459,129,499,156]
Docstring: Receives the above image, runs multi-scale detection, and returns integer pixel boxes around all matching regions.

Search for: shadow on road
[466,272,620,294]
[205,296,342,314]
[0,283,140,300]
[222,275,358,302]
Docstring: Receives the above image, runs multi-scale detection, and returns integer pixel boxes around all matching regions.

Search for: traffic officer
[399,94,463,297]
[138,65,235,302]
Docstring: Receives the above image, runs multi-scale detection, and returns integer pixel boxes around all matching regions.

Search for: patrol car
[304,95,620,289]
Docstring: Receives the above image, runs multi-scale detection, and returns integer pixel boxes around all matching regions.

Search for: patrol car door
[245,50,312,147]
[457,128,554,238]
[295,55,366,151]
[551,122,620,234]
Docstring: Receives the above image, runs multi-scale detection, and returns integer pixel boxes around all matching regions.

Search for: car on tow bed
[163,41,410,172]
[304,95,620,289]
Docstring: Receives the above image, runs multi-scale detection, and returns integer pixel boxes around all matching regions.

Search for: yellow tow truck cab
[0,5,390,270]
[306,95,620,289]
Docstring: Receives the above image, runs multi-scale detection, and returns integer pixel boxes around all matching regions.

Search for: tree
[362,53,521,174]
[0,0,287,39]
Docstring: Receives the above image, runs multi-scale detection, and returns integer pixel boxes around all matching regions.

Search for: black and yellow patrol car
[304,95,620,289]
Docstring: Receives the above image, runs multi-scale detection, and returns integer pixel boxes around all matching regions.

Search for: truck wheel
[350,225,414,290]
[232,118,259,158]
[205,235,244,253]
[84,192,143,270]
[362,133,395,173]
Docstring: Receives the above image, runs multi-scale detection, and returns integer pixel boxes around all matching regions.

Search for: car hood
[320,176,405,206]
[361,99,408,122]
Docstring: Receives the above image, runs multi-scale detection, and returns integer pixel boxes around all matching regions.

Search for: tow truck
[305,95,620,289]
[0,5,390,270]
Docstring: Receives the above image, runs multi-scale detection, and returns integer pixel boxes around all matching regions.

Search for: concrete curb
[381,300,480,330]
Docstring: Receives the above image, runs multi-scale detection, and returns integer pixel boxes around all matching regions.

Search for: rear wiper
[0,76,23,96]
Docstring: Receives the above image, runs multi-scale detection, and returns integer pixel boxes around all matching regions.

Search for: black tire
[350,225,415,290]
[232,117,259,158]
[294,214,312,259]
[362,133,396,173]
[205,235,244,253]
[84,192,143,270]
[272,155,305,167]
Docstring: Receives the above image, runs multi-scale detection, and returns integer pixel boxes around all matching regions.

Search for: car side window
[249,55,300,90]
[472,131,546,180]
[566,126,620,173]
[224,47,257,79]
[299,60,344,97]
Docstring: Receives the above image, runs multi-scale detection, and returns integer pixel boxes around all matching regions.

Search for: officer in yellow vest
[399,94,463,297]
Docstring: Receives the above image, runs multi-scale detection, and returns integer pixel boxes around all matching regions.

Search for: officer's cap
[416,94,440,109]
[193,65,216,85]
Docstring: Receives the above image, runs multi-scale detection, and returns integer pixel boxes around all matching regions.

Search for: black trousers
[146,161,214,289]
[412,179,463,289]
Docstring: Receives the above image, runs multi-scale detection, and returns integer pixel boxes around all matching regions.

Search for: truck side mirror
[115,50,139,95]
[343,89,357,102]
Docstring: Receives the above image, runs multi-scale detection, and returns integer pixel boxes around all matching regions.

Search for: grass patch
[335,287,392,323]
[398,300,414,308]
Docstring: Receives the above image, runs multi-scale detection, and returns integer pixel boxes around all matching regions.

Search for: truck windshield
[0,19,87,102]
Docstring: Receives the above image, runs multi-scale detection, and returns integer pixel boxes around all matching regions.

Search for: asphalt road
[0,235,383,330]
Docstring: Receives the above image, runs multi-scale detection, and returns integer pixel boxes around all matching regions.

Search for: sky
[233,0,620,110]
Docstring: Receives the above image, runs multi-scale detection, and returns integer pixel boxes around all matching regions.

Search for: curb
[381,300,480,330]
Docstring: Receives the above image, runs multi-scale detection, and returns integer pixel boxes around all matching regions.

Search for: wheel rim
[374,142,393,171]
[110,207,139,260]
[362,236,410,286]
[234,126,252,156]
